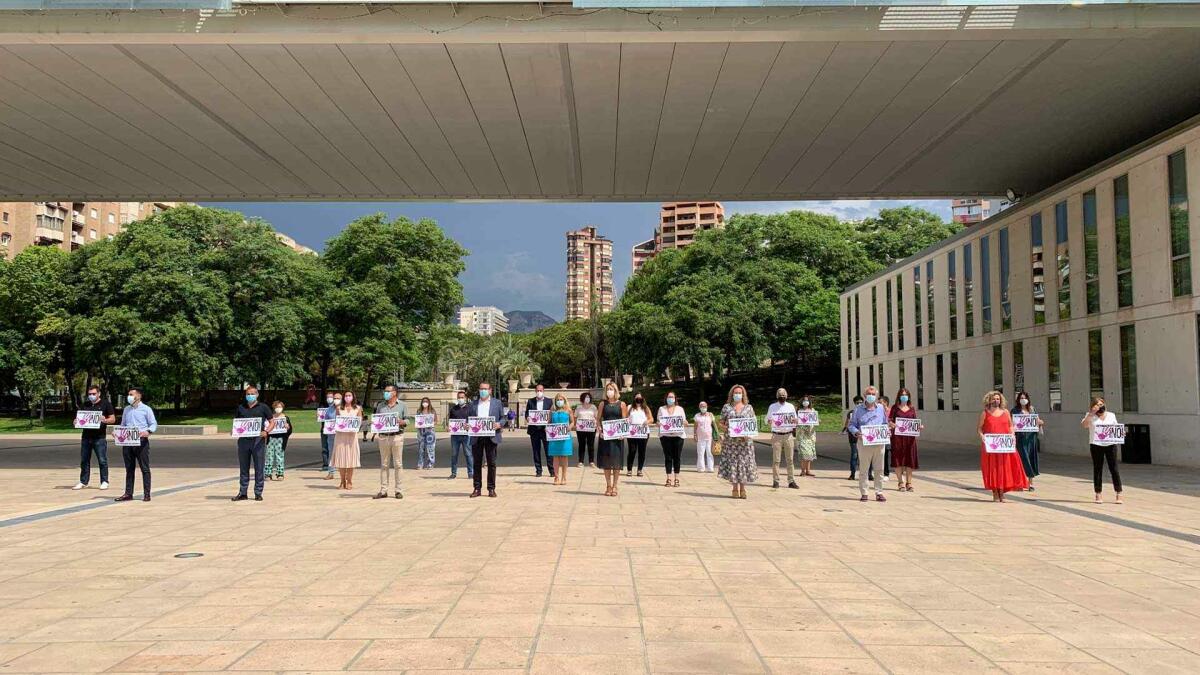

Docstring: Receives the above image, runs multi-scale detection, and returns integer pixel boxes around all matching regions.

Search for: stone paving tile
[230,639,367,670]
[350,637,477,670]
[108,640,260,672]
[3,641,153,673]
[646,640,765,673]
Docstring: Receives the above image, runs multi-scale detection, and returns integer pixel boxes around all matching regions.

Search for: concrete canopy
[2,3,1200,202]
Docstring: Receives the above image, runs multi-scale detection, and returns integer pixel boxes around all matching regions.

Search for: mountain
[506,310,557,334]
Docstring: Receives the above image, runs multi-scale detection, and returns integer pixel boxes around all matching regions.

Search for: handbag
[712,440,723,456]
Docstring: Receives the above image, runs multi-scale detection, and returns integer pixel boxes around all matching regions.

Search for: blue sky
[202,200,951,320]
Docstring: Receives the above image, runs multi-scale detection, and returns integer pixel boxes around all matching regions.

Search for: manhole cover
[174,552,204,559]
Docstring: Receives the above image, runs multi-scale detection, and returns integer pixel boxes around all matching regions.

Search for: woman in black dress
[597,382,628,497]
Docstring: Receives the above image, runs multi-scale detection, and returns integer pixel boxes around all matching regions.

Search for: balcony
[71,232,85,246]
[35,226,64,243]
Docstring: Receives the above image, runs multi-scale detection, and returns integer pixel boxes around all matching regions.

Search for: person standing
[331,390,363,490]
[470,382,505,498]
[879,395,892,480]
[74,385,116,491]
[321,392,342,480]
[847,386,887,503]
[658,392,685,488]
[767,388,798,490]
[597,382,627,497]
[115,387,156,502]
[526,384,554,477]
[264,401,292,481]
[416,397,438,470]
[718,384,758,499]
[447,390,474,481]
[694,402,715,473]
[796,394,818,478]
[232,385,272,502]
[1082,397,1123,504]
[842,395,863,480]
[978,390,1028,502]
[888,388,922,492]
[373,385,407,499]
[626,393,653,477]
[547,393,575,485]
[575,392,597,468]
[1012,390,1043,491]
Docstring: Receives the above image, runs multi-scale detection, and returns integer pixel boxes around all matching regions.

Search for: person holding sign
[263,401,292,481]
[447,390,474,481]
[320,392,342,480]
[796,394,818,478]
[978,390,1028,502]
[525,384,554,478]
[847,386,888,503]
[1011,390,1043,491]
[415,397,438,470]
[115,387,157,502]
[547,393,575,485]
[470,382,505,498]
[597,382,627,497]
[766,388,798,490]
[575,393,597,468]
[373,385,408,499]
[1081,397,1123,504]
[626,394,653,477]
[657,392,686,488]
[694,402,716,473]
[74,385,116,491]
[718,384,758,499]
[231,385,272,502]
[888,388,922,492]
[331,390,363,490]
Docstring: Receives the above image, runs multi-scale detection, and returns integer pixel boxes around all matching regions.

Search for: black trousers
[122,438,151,497]
[662,436,684,475]
[577,431,596,463]
[529,429,550,475]
[626,438,647,472]
[473,438,498,491]
[238,437,266,496]
[1090,444,1123,494]
[80,437,109,485]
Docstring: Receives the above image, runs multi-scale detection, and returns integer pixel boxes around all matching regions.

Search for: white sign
[728,417,758,438]
[601,418,629,440]
[1094,423,1127,446]
[468,416,496,438]
[658,414,686,437]
[323,418,337,435]
[231,417,263,438]
[893,418,922,437]
[333,416,361,433]
[983,433,1017,453]
[628,423,649,439]
[371,413,401,434]
[415,413,435,429]
[448,418,470,436]
[768,412,797,433]
[317,407,330,422]
[796,410,820,427]
[1013,413,1040,433]
[575,417,596,433]
[545,423,571,441]
[859,424,890,445]
[528,409,550,426]
[268,416,289,435]
[74,410,103,430]
[111,426,142,446]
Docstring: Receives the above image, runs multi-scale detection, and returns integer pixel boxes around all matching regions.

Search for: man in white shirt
[471,382,505,498]
[767,388,799,489]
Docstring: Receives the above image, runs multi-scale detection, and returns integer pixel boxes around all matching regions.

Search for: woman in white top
[658,391,685,487]
[626,393,654,477]
[694,401,715,473]
[1081,396,1123,504]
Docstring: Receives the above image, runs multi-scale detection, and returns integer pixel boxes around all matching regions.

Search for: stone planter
[519,370,533,388]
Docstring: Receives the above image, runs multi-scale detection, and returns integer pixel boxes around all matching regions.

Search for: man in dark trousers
[470,382,505,498]
[232,385,273,502]
[74,385,116,491]
[525,384,554,477]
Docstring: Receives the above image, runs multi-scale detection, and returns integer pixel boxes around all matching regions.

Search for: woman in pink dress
[978,390,1029,502]
[330,390,363,490]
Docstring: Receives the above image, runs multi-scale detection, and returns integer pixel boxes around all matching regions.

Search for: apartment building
[632,202,725,272]
[565,225,614,320]
[951,198,1011,226]
[459,306,509,336]
[0,201,178,259]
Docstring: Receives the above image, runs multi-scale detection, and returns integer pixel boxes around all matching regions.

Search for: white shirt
[767,401,797,417]
[476,399,491,418]
[1087,411,1117,445]
[629,407,648,424]
[658,405,683,421]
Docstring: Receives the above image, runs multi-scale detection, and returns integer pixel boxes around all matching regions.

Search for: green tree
[853,206,961,267]
[0,246,75,418]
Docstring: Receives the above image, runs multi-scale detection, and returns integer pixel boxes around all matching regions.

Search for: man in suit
[470,382,505,498]
[525,384,554,477]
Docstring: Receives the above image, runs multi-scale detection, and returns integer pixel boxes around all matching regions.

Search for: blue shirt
[121,403,158,434]
[847,403,887,441]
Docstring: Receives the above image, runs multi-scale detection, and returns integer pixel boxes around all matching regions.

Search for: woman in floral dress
[718,384,758,499]
[796,394,817,476]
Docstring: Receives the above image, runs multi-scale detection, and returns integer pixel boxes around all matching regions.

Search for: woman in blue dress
[547,393,575,486]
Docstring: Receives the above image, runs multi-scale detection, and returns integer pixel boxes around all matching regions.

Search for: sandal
[906,485,914,492]
[673,478,680,488]
[637,471,644,477]
[665,479,672,487]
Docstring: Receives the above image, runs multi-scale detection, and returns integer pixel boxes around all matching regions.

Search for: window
[0,232,9,246]
[948,251,958,341]
[107,212,115,224]
[1055,200,1071,319]
[879,363,885,396]
[886,280,894,353]
[89,208,97,219]
[871,286,879,355]
[913,266,923,348]
[895,273,905,351]
[89,229,96,239]
[936,354,945,411]
[854,294,861,360]
[1114,175,1133,307]
[1013,341,1025,392]
[1169,150,1191,297]
[993,344,1003,391]
[2,211,8,223]
[1088,329,1104,401]
[963,242,974,338]
[1048,335,1062,411]
[926,260,935,344]
[845,299,852,359]
[869,364,875,386]
[857,367,862,397]
[951,352,960,411]
[981,235,992,333]
[1120,324,1138,412]
[1083,190,1100,314]
[899,359,906,390]
[844,369,850,409]
[999,227,1011,330]
[916,357,925,410]
[1031,213,1046,324]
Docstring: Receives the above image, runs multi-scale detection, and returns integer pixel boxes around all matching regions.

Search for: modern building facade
[458,306,509,336]
[631,238,656,274]
[632,202,725,273]
[0,201,177,259]
[842,117,1200,468]
[565,225,613,320]
[951,198,1011,226]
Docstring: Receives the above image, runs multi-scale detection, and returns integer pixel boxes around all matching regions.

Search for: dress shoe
[488,490,497,498]
[231,494,248,502]
[788,482,800,489]
[142,495,151,502]
[470,489,481,498]
[373,491,388,499]
[394,492,403,499]
[114,494,133,502]
[772,481,780,489]
[254,495,263,501]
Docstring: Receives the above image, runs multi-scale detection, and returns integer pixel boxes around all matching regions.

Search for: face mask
[246,394,257,403]
[326,396,334,405]
[699,406,708,413]
[126,395,136,405]
[274,407,283,414]
[1019,398,1028,405]
[480,390,490,399]
[536,391,544,399]
[801,399,810,407]
[457,397,466,405]
[898,395,908,403]
[733,393,743,403]
[333,399,342,406]
[607,390,618,400]
[635,397,643,404]
[582,396,591,404]
[778,395,786,402]
[344,395,353,403]
[1097,406,1106,415]
[989,401,1000,408]
[88,393,99,403]
[383,391,393,401]
[556,400,565,408]
[864,395,876,404]
[666,397,675,406]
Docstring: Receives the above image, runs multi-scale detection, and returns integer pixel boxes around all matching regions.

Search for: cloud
[725,199,954,221]
[463,251,565,320]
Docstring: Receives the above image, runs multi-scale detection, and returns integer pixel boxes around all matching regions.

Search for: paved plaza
[1,433,1199,674]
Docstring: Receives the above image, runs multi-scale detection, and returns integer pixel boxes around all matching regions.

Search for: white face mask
[274,407,283,414]
[457,397,466,405]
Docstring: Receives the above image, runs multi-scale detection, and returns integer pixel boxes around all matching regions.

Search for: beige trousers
[378,434,404,491]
